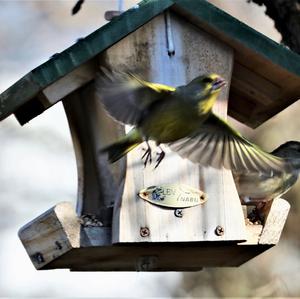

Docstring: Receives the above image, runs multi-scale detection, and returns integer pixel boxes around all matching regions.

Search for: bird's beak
[212,77,226,90]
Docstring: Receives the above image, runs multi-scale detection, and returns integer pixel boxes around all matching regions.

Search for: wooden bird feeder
[1,0,299,271]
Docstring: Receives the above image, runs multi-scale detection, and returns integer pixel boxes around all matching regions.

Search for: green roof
[1,0,300,127]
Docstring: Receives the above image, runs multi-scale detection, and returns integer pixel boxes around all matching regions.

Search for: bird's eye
[202,77,213,83]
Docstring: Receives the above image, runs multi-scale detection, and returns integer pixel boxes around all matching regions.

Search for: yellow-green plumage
[97,67,292,175]
[140,95,201,143]
[101,128,142,162]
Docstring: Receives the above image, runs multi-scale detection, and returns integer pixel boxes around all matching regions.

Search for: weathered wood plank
[231,63,280,106]
[18,202,81,269]
[18,200,288,271]
[243,224,264,245]
[259,198,290,245]
[48,242,271,271]
[42,60,97,106]
[63,83,125,219]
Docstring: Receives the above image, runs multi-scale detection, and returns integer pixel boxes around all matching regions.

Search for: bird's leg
[141,141,152,167]
[155,144,165,169]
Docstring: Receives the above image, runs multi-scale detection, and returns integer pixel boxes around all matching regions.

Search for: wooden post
[62,82,125,229]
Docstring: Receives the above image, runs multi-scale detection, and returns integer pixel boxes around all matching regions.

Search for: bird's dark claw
[154,147,165,169]
[155,151,165,169]
[142,142,152,167]
[142,143,165,169]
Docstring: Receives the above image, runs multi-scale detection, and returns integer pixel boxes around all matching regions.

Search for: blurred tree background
[249,0,300,53]
[0,0,299,297]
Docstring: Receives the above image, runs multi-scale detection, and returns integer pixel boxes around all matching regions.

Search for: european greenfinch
[234,141,300,205]
[96,68,290,174]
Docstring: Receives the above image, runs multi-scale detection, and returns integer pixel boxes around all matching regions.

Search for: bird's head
[186,73,226,114]
[271,141,300,159]
[190,73,226,94]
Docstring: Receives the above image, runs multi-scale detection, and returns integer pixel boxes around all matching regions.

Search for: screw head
[32,252,45,264]
[215,225,224,236]
[174,209,183,218]
[140,227,150,237]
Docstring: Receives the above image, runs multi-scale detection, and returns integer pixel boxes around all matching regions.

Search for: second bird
[97,67,290,174]
[234,141,300,204]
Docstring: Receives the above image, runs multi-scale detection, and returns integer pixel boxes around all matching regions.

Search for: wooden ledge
[18,198,289,271]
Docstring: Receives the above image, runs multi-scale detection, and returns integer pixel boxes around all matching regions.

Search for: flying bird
[96,67,291,175]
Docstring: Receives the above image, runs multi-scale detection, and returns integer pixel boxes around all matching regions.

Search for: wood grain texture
[108,13,246,243]
[243,224,264,245]
[259,198,290,245]
[16,202,266,270]
[42,60,97,106]
[47,242,272,271]
[18,202,81,270]
[63,83,125,221]
[18,200,288,271]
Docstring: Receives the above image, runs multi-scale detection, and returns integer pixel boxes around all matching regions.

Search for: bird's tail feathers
[101,140,140,163]
[100,130,142,163]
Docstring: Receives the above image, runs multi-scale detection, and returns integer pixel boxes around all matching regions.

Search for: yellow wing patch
[146,83,176,93]
[128,73,176,93]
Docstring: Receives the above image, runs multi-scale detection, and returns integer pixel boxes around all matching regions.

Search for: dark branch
[249,0,300,54]
[72,0,85,15]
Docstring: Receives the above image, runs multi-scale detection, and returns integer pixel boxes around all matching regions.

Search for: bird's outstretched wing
[169,113,291,175]
[96,67,176,125]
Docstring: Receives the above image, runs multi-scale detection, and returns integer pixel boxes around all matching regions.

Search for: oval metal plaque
[138,184,207,208]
